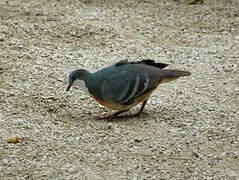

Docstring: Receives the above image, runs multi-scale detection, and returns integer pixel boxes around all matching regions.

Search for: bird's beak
[66,84,72,92]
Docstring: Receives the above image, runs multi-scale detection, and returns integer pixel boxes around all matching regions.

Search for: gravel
[0,0,238,179]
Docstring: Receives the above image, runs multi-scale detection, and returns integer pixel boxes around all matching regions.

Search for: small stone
[107,124,112,130]
[188,0,204,4]
[134,138,142,143]
[193,152,199,158]
[7,137,20,143]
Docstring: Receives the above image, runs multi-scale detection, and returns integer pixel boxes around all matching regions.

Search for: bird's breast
[90,87,157,111]
[91,95,131,110]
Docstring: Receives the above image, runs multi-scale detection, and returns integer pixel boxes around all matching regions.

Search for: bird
[66,59,191,120]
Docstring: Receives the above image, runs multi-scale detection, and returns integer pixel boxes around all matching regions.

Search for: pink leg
[98,109,129,121]
[98,100,148,120]
[129,100,148,117]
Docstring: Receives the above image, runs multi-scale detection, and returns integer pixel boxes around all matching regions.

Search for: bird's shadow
[63,105,190,125]
[94,105,190,123]
[96,112,149,123]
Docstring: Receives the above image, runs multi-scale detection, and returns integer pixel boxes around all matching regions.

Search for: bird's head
[66,69,90,92]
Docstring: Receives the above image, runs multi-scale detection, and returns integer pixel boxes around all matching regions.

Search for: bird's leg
[139,100,148,114]
[99,109,129,120]
[133,100,148,117]
[116,100,148,118]
[98,100,148,120]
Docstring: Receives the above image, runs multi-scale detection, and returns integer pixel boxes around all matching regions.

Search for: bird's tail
[160,69,191,83]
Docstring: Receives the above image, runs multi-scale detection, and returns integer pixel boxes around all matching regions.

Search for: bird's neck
[74,79,91,95]
[73,72,93,95]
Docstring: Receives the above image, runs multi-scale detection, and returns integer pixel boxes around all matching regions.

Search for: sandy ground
[0,0,239,179]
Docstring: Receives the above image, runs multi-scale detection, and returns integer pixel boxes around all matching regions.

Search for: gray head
[66,69,90,92]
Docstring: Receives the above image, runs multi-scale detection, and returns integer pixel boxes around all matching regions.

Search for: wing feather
[101,70,156,105]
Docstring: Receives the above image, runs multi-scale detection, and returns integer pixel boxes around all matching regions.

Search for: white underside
[73,79,91,95]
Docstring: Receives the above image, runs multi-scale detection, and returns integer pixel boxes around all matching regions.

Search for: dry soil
[0,0,239,179]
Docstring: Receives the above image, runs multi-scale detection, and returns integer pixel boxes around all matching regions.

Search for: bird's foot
[98,101,148,121]
[98,111,147,121]
[124,111,148,118]
[98,110,129,121]
[98,115,115,121]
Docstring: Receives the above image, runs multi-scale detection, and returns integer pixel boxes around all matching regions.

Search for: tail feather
[161,69,191,83]
[166,69,191,77]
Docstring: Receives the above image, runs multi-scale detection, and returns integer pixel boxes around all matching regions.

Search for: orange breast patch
[91,96,107,106]
[89,87,157,111]
[90,95,130,110]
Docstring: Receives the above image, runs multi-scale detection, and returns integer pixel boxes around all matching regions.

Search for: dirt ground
[0,0,238,179]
